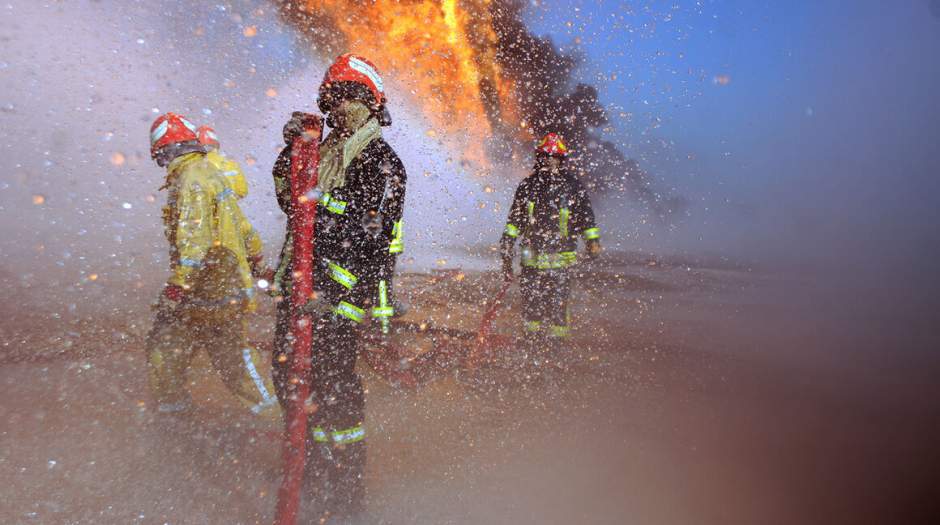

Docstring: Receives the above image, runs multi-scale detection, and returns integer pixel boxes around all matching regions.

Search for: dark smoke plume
[488,1,685,221]
[274,0,685,222]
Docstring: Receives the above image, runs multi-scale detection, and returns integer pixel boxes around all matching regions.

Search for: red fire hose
[273,116,322,525]
[466,278,512,371]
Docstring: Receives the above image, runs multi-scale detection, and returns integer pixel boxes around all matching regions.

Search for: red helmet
[536,132,570,157]
[150,112,200,163]
[318,53,391,125]
[196,125,220,150]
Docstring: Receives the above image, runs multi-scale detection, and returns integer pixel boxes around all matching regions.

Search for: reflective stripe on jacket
[163,152,262,311]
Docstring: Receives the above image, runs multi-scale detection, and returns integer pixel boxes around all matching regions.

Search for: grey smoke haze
[274,0,686,223]
[0,0,501,291]
[0,0,938,315]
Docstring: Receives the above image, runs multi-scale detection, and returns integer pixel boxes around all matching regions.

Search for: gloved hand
[164,284,184,302]
[501,257,514,282]
[585,239,602,260]
[255,267,276,295]
[248,254,266,277]
[258,267,276,284]
[362,209,384,239]
[282,111,318,145]
[300,295,330,317]
[153,284,185,314]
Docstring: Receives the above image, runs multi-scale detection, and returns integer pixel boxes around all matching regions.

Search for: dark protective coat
[500,168,599,263]
[272,136,406,293]
[270,134,406,517]
[500,166,600,341]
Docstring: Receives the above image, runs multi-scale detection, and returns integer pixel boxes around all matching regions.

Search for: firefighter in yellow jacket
[146,113,277,415]
[198,125,249,201]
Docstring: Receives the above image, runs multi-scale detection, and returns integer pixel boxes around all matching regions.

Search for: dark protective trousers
[519,266,572,343]
[272,257,372,518]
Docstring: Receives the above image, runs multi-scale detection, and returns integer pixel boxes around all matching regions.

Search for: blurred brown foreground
[1,255,938,524]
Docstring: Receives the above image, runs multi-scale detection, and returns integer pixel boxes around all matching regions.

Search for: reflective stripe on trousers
[559,207,570,238]
[373,280,392,334]
[241,348,277,413]
[334,301,365,323]
[548,324,570,338]
[525,320,568,337]
[389,220,404,254]
[312,424,365,445]
[524,320,542,333]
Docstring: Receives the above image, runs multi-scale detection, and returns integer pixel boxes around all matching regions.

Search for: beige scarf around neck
[317,101,381,192]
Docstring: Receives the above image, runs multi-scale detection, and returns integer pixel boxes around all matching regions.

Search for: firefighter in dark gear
[269,54,407,520]
[145,113,278,416]
[500,132,601,353]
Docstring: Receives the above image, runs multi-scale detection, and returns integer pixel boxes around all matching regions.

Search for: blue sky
[524,1,940,272]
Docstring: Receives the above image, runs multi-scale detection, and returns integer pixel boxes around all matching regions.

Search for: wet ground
[1,260,938,524]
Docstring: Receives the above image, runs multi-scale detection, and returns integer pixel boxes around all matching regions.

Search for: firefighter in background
[270,54,407,520]
[500,132,602,354]
[146,113,278,416]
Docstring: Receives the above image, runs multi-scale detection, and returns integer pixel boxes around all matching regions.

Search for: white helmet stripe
[150,120,169,146]
[179,117,197,134]
[348,57,384,93]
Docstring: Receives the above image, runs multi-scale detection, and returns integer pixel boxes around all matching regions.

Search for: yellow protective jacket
[206,149,249,199]
[162,152,262,311]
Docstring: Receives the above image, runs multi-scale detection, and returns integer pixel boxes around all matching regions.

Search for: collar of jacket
[160,152,205,190]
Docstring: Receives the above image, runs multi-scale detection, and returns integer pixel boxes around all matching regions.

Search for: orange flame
[292,0,527,169]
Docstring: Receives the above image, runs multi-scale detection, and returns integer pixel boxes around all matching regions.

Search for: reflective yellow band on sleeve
[334,301,365,323]
[375,280,392,332]
[583,227,600,240]
[378,279,388,306]
[548,324,570,338]
[320,192,347,215]
[559,207,570,238]
[314,425,365,444]
[327,260,358,290]
[504,223,520,238]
